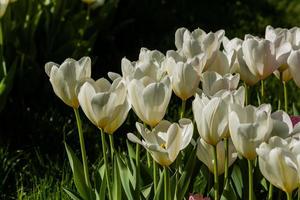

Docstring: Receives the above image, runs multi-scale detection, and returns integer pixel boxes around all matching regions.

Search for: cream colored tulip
[0,0,9,18]
[201,71,239,96]
[223,37,260,85]
[77,77,130,134]
[229,104,273,160]
[214,86,245,107]
[289,27,300,49]
[197,138,237,174]
[175,27,224,63]
[204,50,230,75]
[127,76,172,127]
[163,52,201,100]
[193,93,229,145]
[287,49,300,87]
[45,57,91,108]
[121,48,165,84]
[127,119,194,166]
[242,37,279,80]
[270,110,294,138]
[256,136,298,194]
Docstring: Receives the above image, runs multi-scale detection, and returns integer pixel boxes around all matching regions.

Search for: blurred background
[1,0,300,199]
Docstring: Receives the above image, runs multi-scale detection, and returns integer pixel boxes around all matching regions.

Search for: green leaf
[116,154,135,200]
[177,147,197,200]
[63,188,84,200]
[64,143,91,200]
[231,165,243,199]
[112,156,122,200]
[293,103,299,115]
[220,181,238,200]
[153,170,164,200]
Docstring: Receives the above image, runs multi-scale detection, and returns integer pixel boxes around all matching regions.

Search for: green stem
[135,137,141,198]
[164,166,170,200]
[109,135,115,160]
[147,151,151,168]
[248,159,253,200]
[224,138,229,189]
[278,73,283,110]
[153,159,158,193]
[268,183,273,200]
[73,108,91,188]
[261,80,264,104]
[283,81,288,113]
[180,100,186,119]
[212,144,219,200]
[0,19,6,77]
[100,128,112,200]
[286,191,292,200]
[298,187,300,200]
[244,82,248,106]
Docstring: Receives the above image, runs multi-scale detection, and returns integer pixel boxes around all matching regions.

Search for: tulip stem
[283,81,288,113]
[224,138,229,189]
[244,82,248,106]
[180,100,186,119]
[135,137,141,198]
[212,144,219,200]
[286,192,292,200]
[298,187,300,200]
[261,80,264,104]
[100,128,112,200]
[109,135,115,160]
[153,159,158,193]
[248,159,253,200]
[0,19,6,77]
[267,182,273,200]
[164,166,170,200]
[73,108,91,188]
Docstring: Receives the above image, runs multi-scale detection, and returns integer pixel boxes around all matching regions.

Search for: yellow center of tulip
[160,143,167,149]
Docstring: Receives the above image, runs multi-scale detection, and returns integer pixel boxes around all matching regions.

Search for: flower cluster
[45,25,300,200]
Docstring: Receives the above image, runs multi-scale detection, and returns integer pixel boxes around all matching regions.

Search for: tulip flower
[45,57,91,108]
[163,51,202,100]
[0,0,9,18]
[196,138,237,175]
[229,103,273,160]
[289,27,300,49]
[127,119,193,166]
[175,27,224,64]
[290,116,300,127]
[223,37,260,86]
[121,48,166,84]
[213,86,245,107]
[77,77,130,134]
[127,75,171,127]
[256,136,298,198]
[201,71,240,97]
[270,110,294,138]
[287,49,300,88]
[193,93,229,145]
[189,194,211,200]
[242,36,279,80]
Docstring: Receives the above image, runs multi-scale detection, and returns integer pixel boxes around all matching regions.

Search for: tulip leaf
[64,143,91,200]
[231,165,243,199]
[220,181,238,200]
[113,156,122,200]
[63,188,84,200]
[293,103,299,115]
[192,165,209,195]
[153,170,164,200]
[177,147,197,200]
[116,154,135,200]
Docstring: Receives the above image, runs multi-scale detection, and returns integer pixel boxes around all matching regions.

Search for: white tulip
[121,48,166,84]
[0,0,9,18]
[289,27,300,49]
[77,77,130,134]
[242,37,279,80]
[287,49,300,87]
[127,119,194,166]
[175,27,224,63]
[229,104,273,160]
[204,50,231,75]
[256,136,298,193]
[45,57,91,108]
[193,93,229,145]
[197,138,237,174]
[213,86,245,106]
[270,110,294,138]
[223,37,260,85]
[127,76,172,127]
[201,71,240,96]
[163,51,201,100]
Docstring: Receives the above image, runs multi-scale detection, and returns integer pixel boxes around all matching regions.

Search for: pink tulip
[189,193,211,200]
[290,116,300,127]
